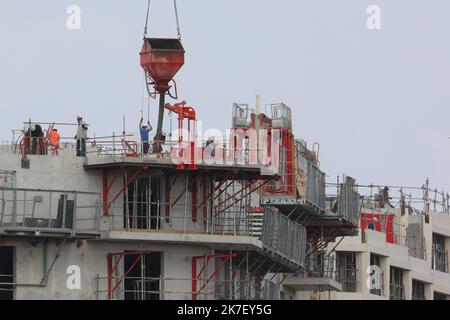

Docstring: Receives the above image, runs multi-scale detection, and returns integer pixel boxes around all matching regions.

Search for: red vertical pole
[107,254,113,300]
[178,112,184,169]
[102,169,109,216]
[189,119,195,169]
[192,257,198,300]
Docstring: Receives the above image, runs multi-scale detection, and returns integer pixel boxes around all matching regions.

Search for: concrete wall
[321,213,450,300]
[0,148,270,300]
[0,148,101,226]
[2,239,212,300]
[0,146,101,193]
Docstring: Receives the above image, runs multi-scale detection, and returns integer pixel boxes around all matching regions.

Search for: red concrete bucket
[140,38,185,94]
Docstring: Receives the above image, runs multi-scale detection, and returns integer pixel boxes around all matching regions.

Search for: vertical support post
[62,191,67,229]
[96,193,101,231]
[48,191,52,228]
[0,189,5,226]
[102,169,109,216]
[183,173,189,232]
[73,191,78,230]
[12,189,17,226]
[165,175,171,220]
[125,170,130,229]
[140,252,145,300]
[232,180,236,236]
[202,175,207,225]
[192,176,198,222]
[133,179,138,228]
[107,254,113,300]
[229,250,233,300]
[23,190,26,225]
[192,257,198,300]
[255,95,261,165]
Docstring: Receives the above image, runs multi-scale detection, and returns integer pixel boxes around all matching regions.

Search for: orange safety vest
[49,131,60,147]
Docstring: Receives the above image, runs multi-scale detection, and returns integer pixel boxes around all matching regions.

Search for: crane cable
[143,0,182,40]
[173,0,182,40]
[143,0,151,39]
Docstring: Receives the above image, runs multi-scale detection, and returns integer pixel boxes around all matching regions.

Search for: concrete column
[403,270,412,300]
[424,283,433,300]
[380,256,389,298]
[357,251,370,297]
[423,216,433,265]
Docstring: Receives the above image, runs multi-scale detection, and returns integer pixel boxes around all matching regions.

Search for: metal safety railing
[87,135,271,168]
[301,257,338,280]
[0,187,100,234]
[389,283,405,300]
[106,200,263,237]
[105,204,306,267]
[412,281,426,300]
[326,179,360,225]
[11,121,92,157]
[260,207,307,267]
[370,271,384,296]
[94,275,267,300]
[261,280,280,300]
[0,273,14,299]
[336,267,358,293]
[352,181,449,215]
[432,249,449,273]
[261,142,326,213]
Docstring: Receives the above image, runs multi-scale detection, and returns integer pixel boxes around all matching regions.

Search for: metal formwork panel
[232,104,252,128]
[260,208,306,268]
[293,140,325,212]
[271,104,292,131]
[304,162,324,210]
[337,182,360,225]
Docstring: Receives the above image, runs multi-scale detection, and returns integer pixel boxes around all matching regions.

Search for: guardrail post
[73,191,78,230]
[62,192,67,229]
[12,189,17,226]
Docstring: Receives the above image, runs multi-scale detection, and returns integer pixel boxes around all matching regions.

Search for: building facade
[280,185,450,300]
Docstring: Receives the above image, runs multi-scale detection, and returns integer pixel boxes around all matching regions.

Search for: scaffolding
[0,187,100,238]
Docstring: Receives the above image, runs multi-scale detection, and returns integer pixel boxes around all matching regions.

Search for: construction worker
[368,217,378,231]
[22,126,31,155]
[75,116,88,157]
[205,137,216,158]
[49,128,61,155]
[139,118,152,155]
[31,124,44,155]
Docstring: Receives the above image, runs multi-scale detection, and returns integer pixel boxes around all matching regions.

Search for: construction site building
[280,183,450,300]
[0,102,360,300]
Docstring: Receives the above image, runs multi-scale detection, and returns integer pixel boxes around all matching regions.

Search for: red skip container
[140,38,185,94]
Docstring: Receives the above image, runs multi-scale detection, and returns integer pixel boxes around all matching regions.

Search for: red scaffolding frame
[191,253,237,300]
[107,250,153,300]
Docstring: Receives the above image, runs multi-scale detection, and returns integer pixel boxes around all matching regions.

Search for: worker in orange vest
[49,128,61,155]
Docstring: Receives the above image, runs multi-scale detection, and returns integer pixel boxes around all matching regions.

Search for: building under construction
[0,91,362,300]
[0,3,448,301]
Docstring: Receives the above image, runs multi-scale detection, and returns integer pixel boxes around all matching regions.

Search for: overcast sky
[1,0,449,194]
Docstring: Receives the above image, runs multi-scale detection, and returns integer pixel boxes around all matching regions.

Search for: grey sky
[0,0,449,193]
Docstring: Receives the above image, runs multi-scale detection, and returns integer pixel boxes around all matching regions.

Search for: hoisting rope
[173,0,182,40]
[143,0,181,40]
[143,0,151,39]
[141,71,146,119]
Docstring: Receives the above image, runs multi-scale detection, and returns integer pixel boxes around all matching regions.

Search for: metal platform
[84,156,270,180]
[283,275,342,292]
